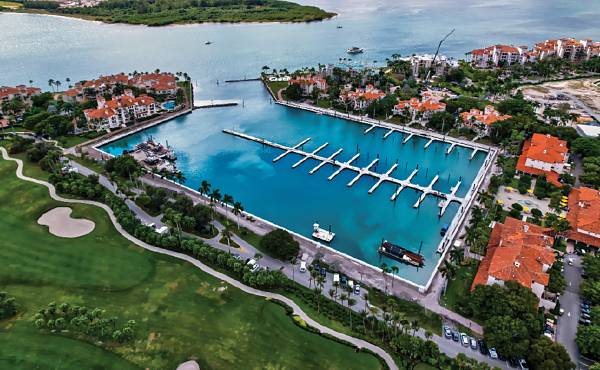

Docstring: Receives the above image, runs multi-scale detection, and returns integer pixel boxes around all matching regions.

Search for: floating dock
[194,99,239,109]
[223,129,465,207]
[403,133,414,144]
[446,143,457,155]
[364,125,376,134]
[470,148,480,160]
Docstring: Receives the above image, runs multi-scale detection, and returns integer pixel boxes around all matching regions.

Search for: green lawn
[0,157,383,370]
[440,259,480,313]
[56,132,104,148]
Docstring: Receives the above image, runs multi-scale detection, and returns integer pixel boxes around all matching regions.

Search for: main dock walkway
[223,129,464,214]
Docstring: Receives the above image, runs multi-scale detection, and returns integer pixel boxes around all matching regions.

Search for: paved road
[557,253,583,365]
[63,151,508,369]
[2,147,399,370]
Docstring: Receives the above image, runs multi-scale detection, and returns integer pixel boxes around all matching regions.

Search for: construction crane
[424,28,455,84]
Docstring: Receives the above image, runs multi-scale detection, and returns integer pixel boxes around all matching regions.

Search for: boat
[346,46,364,54]
[205,41,212,45]
[312,222,335,242]
[378,240,424,267]
[440,223,449,236]
[336,25,343,29]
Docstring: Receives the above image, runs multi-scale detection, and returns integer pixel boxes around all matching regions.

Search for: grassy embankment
[9,0,336,26]
[0,153,383,370]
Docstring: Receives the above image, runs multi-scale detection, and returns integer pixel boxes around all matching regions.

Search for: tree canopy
[259,229,299,260]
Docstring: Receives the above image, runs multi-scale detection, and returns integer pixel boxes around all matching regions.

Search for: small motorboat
[336,25,343,29]
[312,222,335,242]
[346,46,364,54]
[205,41,212,45]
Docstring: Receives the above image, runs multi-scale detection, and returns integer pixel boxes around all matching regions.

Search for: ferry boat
[312,222,335,243]
[378,240,424,267]
[346,46,364,54]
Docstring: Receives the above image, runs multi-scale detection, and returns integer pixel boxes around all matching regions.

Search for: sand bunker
[37,207,95,238]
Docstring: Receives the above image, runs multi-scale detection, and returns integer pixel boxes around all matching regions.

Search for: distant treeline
[14,0,335,26]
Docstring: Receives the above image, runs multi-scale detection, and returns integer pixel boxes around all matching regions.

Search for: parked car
[469,337,477,350]
[354,283,361,295]
[460,333,469,347]
[251,264,260,273]
[299,261,307,272]
[451,331,459,342]
[340,275,347,285]
[443,326,452,339]
[568,258,574,265]
[581,313,591,320]
[489,348,498,359]
[519,359,530,370]
[320,267,327,277]
[582,303,591,309]
[478,340,488,355]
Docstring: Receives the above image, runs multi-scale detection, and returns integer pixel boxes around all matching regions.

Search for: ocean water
[1,0,598,284]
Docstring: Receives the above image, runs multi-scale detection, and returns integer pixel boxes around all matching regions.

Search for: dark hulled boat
[378,240,424,267]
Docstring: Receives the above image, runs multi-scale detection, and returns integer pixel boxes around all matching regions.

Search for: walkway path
[66,150,510,368]
[0,147,398,370]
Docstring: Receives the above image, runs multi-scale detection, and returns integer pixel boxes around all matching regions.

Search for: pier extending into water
[223,129,464,214]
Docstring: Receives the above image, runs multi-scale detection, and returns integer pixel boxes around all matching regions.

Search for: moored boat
[346,46,364,54]
[378,240,424,267]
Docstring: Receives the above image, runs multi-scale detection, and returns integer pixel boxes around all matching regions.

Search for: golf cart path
[0,147,398,370]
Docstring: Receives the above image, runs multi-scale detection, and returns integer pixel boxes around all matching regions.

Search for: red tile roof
[472,218,555,291]
[566,187,600,248]
[515,134,568,187]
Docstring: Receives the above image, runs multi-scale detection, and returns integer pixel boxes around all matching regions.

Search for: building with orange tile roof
[516,133,569,187]
[0,85,42,113]
[288,75,328,95]
[566,187,600,248]
[392,96,446,122]
[468,37,599,68]
[84,90,157,130]
[467,44,528,67]
[459,105,511,135]
[340,84,386,110]
[471,217,556,302]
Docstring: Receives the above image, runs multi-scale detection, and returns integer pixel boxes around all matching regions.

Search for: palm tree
[48,79,55,92]
[449,248,464,264]
[380,262,390,293]
[328,288,336,302]
[199,180,211,196]
[210,188,222,204]
[339,293,348,307]
[232,201,244,230]
[54,80,61,91]
[438,260,457,279]
[65,77,71,88]
[347,298,356,330]
[223,194,234,223]
[29,79,33,86]
[410,319,419,336]
[221,228,233,253]
[390,265,399,288]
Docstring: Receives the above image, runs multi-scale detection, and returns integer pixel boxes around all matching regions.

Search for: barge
[378,240,424,267]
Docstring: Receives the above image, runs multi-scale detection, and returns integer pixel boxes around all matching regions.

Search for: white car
[489,347,498,359]
[460,333,469,347]
[299,261,307,273]
[251,264,260,273]
[568,258,574,266]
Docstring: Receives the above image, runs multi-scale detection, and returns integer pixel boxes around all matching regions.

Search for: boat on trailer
[378,240,424,267]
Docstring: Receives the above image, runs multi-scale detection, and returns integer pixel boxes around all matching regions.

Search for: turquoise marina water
[2,0,599,284]
[100,83,485,285]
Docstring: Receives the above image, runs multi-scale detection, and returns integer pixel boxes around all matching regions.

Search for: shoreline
[89,89,495,293]
[1,9,337,28]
